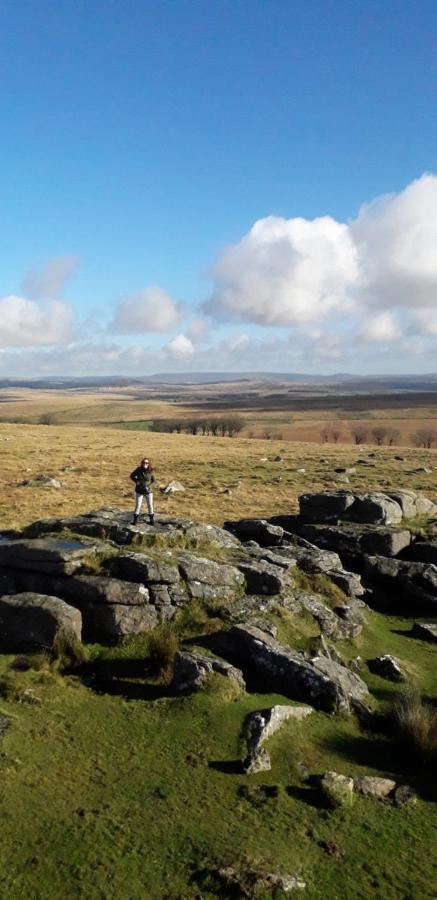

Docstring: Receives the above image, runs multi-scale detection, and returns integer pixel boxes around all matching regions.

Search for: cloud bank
[2,174,437,373]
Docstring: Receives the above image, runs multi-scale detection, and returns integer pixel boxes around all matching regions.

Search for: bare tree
[351,427,368,445]
[412,428,436,449]
[320,428,330,443]
[331,428,341,444]
[384,428,399,446]
[227,418,244,437]
[371,426,388,446]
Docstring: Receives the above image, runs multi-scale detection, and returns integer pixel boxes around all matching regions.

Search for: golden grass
[0,421,436,531]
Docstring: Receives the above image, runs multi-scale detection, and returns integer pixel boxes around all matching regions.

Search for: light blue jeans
[134,491,154,515]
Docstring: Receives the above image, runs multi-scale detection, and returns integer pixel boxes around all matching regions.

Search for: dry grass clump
[52,628,89,670]
[392,685,437,773]
[147,624,179,682]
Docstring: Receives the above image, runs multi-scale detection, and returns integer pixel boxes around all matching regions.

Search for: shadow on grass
[320,731,403,776]
[286,784,329,809]
[208,759,244,775]
[79,657,174,701]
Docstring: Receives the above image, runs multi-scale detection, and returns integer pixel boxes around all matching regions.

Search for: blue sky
[1,0,436,375]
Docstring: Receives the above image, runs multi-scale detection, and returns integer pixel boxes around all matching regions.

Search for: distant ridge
[1,373,437,391]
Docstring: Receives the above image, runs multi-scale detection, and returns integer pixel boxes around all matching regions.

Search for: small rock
[367,655,405,682]
[273,455,283,462]
[296,468,306,474]
[161,480,185,494]
[320,771,354,808]
[353,776,396,799]
[393,784,418,807]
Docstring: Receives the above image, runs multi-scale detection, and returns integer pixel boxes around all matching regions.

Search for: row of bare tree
[321,426,437,447]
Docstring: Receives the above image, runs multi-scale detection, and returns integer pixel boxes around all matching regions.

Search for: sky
[1,0,436,376]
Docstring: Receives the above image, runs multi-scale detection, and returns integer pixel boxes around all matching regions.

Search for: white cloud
[22,256,79,299]
[360,311,401,343]
[351,174,437,308]
[165,334,195,358]
[204,174,437,342]
[204,215,360,325]
[109,286,181,333]
[0,295,74,348]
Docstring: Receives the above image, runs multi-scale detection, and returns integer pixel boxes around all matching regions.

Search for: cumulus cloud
[204,215,359,325]
[204,174,437,344]
[0,295,74,348]
[165,334,195,358]
[22,255,79,299]
[109,286,181,334]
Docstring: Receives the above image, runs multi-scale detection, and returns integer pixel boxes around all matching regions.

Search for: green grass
[0,604,435,899]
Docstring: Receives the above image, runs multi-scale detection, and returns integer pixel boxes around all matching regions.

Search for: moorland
[0,376,435,899]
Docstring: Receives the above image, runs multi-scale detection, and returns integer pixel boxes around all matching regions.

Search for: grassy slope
[0,423,436,898]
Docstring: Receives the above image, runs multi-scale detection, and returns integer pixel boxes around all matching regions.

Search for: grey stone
[348,493,403,526]
[363,557,437,612]
[0,592,82,648]
[359,529,411,557]
[111,552,180,584]
[409,541,437,565]
[161,480,185,493]
[243,703,313,774]
[368,655,405,682]
[242,747,272,774]
[213,624,369,713]
[0,538,101,576]
[319,771,354,807]
[299,492,355,522]
[237,560,289,595]
[393,784,418,806]
[412,622,437,642]
[82,601,158,638]
[172,650,245,693]
[177,554,244,590]
[224,518,284,546]
[353,776,396,799]
[297,593,362,640]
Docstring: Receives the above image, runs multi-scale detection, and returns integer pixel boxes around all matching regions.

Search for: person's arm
[130,468,139,483]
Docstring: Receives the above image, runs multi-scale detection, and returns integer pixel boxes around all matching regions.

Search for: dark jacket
[130,466,155,494]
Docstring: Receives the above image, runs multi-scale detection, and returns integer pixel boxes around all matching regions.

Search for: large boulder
[236,561,290,595]
[0,538,102,576]
[299,492,355,523]
[110,553,180,585]
[213,624,369,713]
[224,519,284,546]
[363,557,437,613]
[412,622,437,643]
[0,592,82,649]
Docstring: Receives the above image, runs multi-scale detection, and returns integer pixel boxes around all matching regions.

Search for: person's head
[140,457,153,470]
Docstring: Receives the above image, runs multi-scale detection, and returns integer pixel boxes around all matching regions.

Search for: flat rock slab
[354,776,396,799]
[0,538,101,576]
[0,592,82,648]
[110,553,180,585]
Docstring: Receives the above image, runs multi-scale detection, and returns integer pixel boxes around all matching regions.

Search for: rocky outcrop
[213,624,369,713]
[412,622,437,643]
[0,537,103,576]
[0,592,82,648]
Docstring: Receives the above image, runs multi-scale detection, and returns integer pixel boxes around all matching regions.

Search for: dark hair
[140,457,154,471]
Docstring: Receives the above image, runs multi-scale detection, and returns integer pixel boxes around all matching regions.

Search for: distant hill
[1,372,437,391]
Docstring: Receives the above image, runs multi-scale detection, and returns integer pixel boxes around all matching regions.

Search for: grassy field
[0,415,436,898]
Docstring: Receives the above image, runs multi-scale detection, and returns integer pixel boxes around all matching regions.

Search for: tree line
[149,418,245,437]
[321,425,437,447]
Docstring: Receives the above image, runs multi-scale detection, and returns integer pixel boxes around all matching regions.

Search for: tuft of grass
[292,568,347,607]
[147,624,179,682]
[52,628,89,670]
[392,685,437,774]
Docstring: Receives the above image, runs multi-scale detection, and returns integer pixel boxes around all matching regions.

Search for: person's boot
[149,514,155,526]
[132,514,139,525]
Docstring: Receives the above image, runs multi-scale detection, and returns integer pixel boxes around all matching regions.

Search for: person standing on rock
[130,457,155,525]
